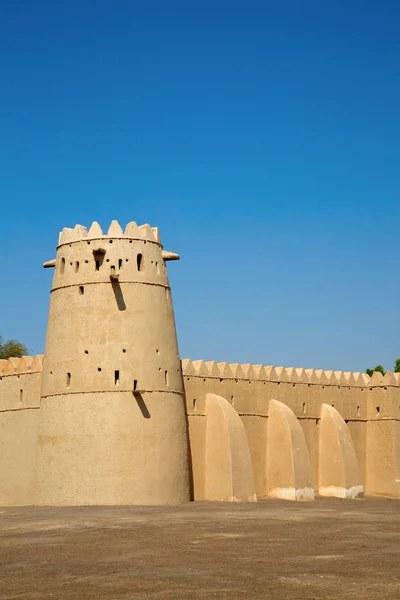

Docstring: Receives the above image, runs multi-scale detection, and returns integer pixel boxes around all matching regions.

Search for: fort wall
[1,355,399,505]
[0,356,43,505]
[182,360,400,499]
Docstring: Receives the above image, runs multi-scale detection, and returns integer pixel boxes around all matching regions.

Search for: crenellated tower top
[44,220,179,266]
[58,220,161,246]
[42,220,180,293]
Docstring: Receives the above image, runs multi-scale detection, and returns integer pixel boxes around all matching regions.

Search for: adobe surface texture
[1,498,400,600]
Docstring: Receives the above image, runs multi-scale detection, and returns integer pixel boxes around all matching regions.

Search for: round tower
[36,220,191,505]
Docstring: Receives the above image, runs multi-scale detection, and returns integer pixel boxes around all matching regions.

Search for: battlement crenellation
[0,355,44,377]
[181,359,400,387]
[58,220,161,247]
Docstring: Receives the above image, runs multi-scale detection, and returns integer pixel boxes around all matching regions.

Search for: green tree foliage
[0,336,28,359]
[366,364,386,377]
[366,360,400,377]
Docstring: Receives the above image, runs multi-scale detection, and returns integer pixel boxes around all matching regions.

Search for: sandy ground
[1,498,400,599]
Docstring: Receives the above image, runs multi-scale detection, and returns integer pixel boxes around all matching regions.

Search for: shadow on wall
[112,280,126,311]
[134,393,151,419]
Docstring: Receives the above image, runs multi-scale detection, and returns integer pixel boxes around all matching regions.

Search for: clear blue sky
[1,1,399,372]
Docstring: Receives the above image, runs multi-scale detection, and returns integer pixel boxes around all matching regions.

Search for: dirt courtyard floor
[1,498,400,599]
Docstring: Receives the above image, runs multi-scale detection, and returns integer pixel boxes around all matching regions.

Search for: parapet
[181,360,400,388]
[58,221,161,247]
[0,355,44,377]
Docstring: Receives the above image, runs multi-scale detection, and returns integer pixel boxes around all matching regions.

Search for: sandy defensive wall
[182,360,400,501]
[0,356,43,505]
[1,355,399,505]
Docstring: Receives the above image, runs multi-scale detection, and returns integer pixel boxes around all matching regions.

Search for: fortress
[1,220,399,506]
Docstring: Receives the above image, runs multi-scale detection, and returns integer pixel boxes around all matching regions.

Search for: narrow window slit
[137,253,143,271]
[118,259,123,269]
[133,380,138,391]
[165,370,169,386]
[20,389,23,403]
[75,261,79,272]
[115,370,120,385]
[79,286,84,295]
[66,373,71,387]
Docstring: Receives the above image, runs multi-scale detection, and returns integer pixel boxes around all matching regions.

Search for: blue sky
[1,0,399,372]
